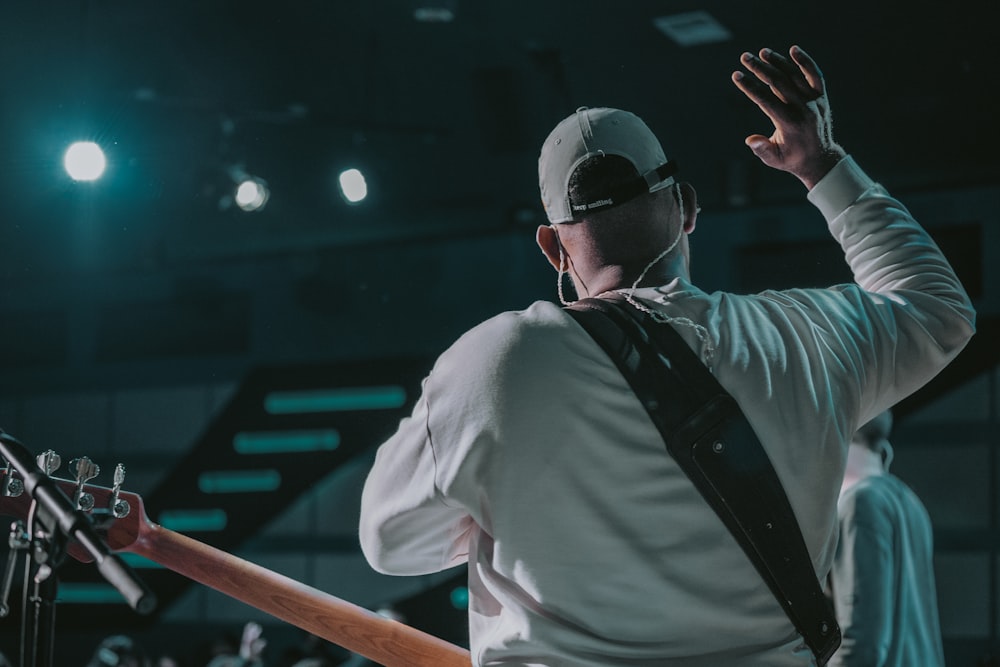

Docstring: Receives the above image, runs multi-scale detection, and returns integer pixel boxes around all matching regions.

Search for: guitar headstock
[0,450,149,562]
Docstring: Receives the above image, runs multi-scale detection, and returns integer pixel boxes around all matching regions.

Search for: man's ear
[536,224,564,271]
[679,182,698,233]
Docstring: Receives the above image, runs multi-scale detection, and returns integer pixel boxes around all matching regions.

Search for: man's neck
[580,252,689,297]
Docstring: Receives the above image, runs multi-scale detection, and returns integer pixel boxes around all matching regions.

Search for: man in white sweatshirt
[359,45,975,666]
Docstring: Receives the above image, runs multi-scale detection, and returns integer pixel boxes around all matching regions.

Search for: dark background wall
[0,1,997,665]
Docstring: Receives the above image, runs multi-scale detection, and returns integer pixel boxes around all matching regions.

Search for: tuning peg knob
[2,464,23,498]
[36,451,61,475]
[71,457,100,483]
[3,477,22,498]
[70,456,100,512]
[111,463,131,518]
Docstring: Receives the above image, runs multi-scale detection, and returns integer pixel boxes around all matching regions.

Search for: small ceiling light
[64,141,107,181]
[414,7,454,23]
[234,177,269,212]
[653,11,731,47]
[338,168,368,204]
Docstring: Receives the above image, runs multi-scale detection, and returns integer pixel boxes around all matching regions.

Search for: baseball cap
[538,107,678,223]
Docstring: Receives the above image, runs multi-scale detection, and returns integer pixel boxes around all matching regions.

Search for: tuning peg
[36,450,61,475]
[70,457,100,512]
[71,457,100,482]
[110,463,130,519]
[2,464,22,498]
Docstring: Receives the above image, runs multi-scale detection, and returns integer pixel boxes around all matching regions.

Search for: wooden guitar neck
[127,522,471,667]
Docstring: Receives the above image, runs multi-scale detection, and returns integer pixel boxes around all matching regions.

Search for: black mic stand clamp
[21,503,68,667]
[0,519,29,618]
[0,431,157,667]
[0,449,69,667]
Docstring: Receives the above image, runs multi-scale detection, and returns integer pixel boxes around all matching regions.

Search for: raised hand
[732,45,846,189]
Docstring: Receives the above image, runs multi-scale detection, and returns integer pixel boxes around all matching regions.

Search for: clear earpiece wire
[559,184,716,366]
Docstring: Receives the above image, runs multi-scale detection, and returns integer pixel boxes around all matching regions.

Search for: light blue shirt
[831,473,945,666]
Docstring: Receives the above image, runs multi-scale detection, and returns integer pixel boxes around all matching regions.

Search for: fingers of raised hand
[731,63,784,126]
[739,50,790,104]
[788,45,826,97]
[745,48,818,106]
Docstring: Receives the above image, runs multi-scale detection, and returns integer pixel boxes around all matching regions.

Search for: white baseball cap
[538,106,678,223]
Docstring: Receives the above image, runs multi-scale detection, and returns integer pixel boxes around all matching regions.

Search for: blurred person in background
[830,410,945,666]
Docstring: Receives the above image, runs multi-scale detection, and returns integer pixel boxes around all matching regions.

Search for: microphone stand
[19,501,64,667]
[0,430,157,667]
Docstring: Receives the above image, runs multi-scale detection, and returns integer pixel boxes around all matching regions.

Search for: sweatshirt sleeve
[358,385,475,575]
[358,304,566,576]
[804,156,976,423]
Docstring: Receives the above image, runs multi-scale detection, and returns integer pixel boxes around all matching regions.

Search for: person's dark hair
[562,154,675,271]
[855,410,894,467]
[857,410,893,446]
[567,154,641,207]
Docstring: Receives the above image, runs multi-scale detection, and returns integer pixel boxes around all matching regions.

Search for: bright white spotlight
[235,177,269,212]
[338,168,367,204]
[64,141,107,181]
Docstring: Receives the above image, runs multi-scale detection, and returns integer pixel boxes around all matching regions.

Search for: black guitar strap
[564,296,841,665]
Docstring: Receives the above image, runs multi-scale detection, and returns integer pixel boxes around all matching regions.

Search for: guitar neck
[126,522,470,667]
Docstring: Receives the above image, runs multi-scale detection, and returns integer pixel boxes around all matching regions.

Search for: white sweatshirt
[359,157,975,666]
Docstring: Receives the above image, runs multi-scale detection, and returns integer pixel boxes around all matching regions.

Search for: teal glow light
[57,583,125,604]
[264,386,407,414]
[158,509,228,532]
[233,429,340,454]
[450,586,469,610]
[119,553,163,569]
[198,469,282,494]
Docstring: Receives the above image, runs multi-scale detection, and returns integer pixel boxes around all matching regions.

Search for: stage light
[198,469,282,494]
[63,141,106,181]
[233,429,341,454]
[414,7,454,22]
[338,168,367,204]
[234,176,269,212]
[158,508,228,532]
[57,583,128,605]
[263,385,407,414]
[119,553,163,569]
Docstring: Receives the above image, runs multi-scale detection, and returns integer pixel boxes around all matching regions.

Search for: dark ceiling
[2,0,997,287]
